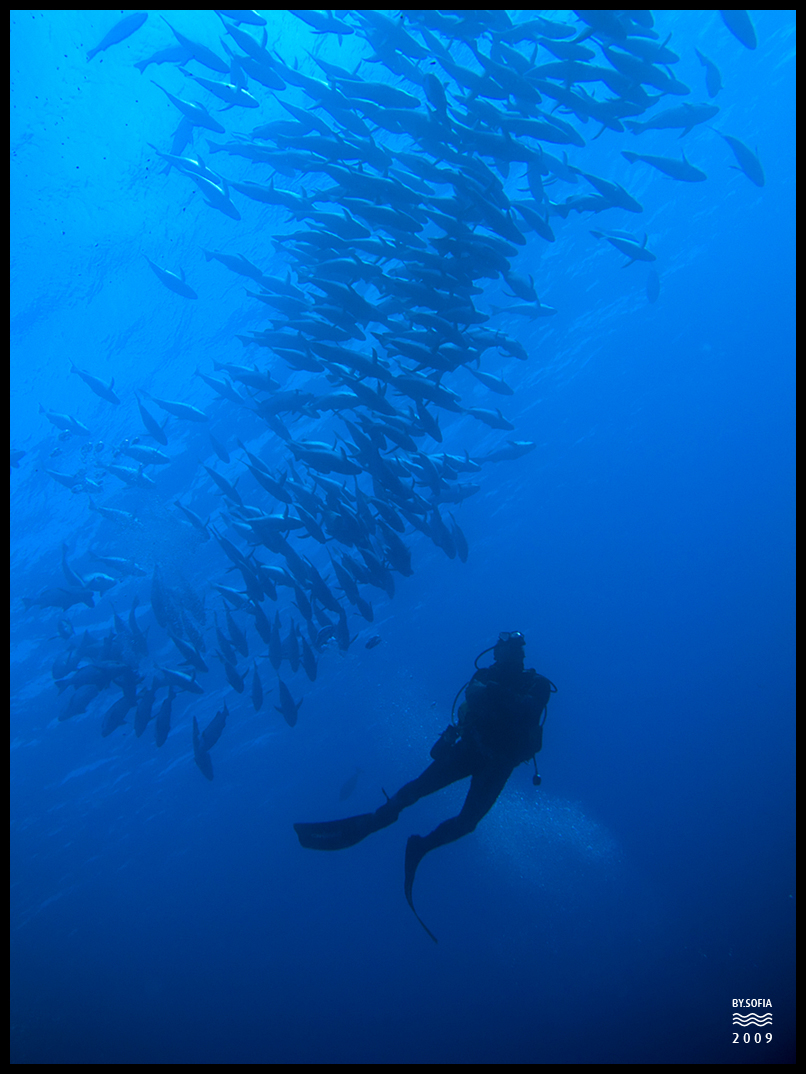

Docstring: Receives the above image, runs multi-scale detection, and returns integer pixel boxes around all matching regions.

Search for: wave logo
[733,1012,772,1026]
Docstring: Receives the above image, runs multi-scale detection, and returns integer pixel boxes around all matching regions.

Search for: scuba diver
[294,631,556,942]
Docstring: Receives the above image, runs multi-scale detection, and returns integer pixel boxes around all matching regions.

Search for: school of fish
[16,10,764,781]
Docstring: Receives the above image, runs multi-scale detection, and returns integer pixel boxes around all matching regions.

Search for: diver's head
[493,631,526,669]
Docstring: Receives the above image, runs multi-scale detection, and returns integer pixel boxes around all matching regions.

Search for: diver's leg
[294,747,476,851]
[405,762,513,908]
[377,745,478,824]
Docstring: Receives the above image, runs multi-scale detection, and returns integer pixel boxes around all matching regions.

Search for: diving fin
[294,812,381,851]
[404,835,438,943]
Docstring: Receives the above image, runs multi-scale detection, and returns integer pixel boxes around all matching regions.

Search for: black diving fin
[404,835,438,944]
[294,812,382,851]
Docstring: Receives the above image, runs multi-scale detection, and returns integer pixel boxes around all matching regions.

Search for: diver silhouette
[294,632,556,942]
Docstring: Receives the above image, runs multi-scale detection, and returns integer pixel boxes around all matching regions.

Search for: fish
[287,440,362,476]
[169,634,208,674]
[158,666,204,695]
[202,249,266,281]
[201,463,242,505]
[466,407,516,431]
[59,684,101,722]
[135,393,169,444]
[83,574,118,595]
[86,11,147,63]
[503,272,538,303]
[54,468,90,493]
[194,369,244,406]
[599,46,688,96]
[694,48,722,98]
[106,463,155,489]
[209,432,231,464]
[213,611,238,666]
[91,554,147,578]
[572,169,643,213]
[225,607,248,658]
[490,300,557,320]
[154,687,175,747]
[161,16,230,73]
[217,11,267,27]
[101,695,135,737]
[134,682,157,738]
[144,255,198,300]
[121,442,170,466]
[268,613,283,671]
[145,393,208,423]
[192,716,213,780]
[251,662,264,711]
[201,704,229,752]
[38,405,89,436]
[134,46,191,76]
[448,515,469,563]
[127,597,150,652]
[713,132,765,188]
[275,678,303,727]
[87,500,139,526]
[179,69,259,110]
[589,230,657,267]
[70,364,121,405]
[622,151,707,183]
[150,81,227,134]
[192,174,241,221]
[625,102,720,137]
[300,635,317,681]
[477,441,536,464]
[292,10,353,40]
[23,587,95,611]
[720,10,757,50]
[147,143,219,181]
[464,369,513,399]
[55,662,133,695]
[219,652,245,695]
[338,767,363,801]
[174,500,210,539]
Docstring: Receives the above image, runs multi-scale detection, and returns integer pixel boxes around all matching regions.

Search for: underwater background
[11,10,794,1063]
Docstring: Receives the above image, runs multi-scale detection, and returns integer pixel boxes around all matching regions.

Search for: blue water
[11,10,795,1063]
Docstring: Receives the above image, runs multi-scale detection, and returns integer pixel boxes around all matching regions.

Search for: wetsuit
[294,661,553,934]
[389,664,553,883]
